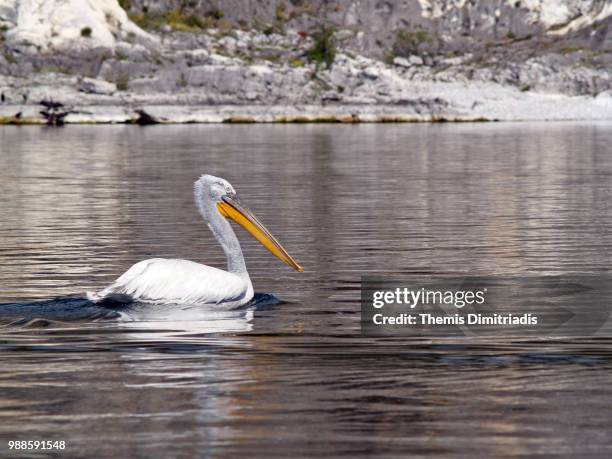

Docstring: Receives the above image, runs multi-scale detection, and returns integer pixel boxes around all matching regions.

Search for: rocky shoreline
[2,93,611,125]
[0,0,610,124]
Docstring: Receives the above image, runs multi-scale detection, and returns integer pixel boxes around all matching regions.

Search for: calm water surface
[1,123,612,457]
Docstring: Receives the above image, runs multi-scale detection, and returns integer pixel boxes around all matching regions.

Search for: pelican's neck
[212,213,248,275]
[196,195,249,277]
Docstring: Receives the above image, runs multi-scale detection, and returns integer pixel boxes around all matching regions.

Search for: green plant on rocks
[3,51,16,64]
[276,3,287,22]
[183,14,206,29]
[308,26,336,71]
[391,28,432,57]
[206,9,224,20]
[129,10,213,33]
[116,74,130,91]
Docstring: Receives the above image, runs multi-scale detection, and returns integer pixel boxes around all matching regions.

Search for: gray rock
[393,57,411,68]
[408,55,424,66]
[78,77,116,95]
[361,67,380,80]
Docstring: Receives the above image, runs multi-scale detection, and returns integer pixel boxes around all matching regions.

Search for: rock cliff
[0,0,610,123]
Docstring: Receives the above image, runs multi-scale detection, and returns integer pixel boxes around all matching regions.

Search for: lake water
[1,123,612,457]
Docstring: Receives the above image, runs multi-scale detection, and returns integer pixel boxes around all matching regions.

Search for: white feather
[88,258,253,307]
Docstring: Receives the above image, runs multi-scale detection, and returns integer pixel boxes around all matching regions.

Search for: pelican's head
[195,175,304,272]
[197,174,237,201]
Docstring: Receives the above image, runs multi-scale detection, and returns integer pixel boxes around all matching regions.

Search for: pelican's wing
[89,258,251,306]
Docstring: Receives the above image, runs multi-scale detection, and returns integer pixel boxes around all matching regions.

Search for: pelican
[87,175,303,308]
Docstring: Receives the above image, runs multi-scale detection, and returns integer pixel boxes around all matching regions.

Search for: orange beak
[217,196,304,272]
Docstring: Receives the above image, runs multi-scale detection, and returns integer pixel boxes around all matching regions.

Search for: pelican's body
[88,258,254,308]
[88,175,302,308]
